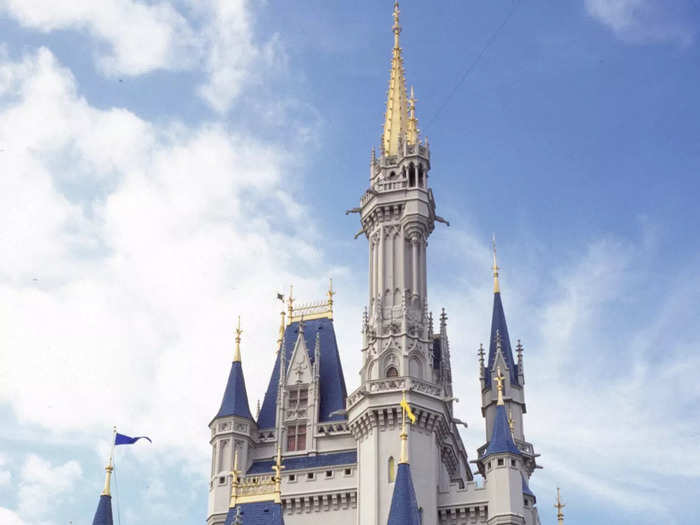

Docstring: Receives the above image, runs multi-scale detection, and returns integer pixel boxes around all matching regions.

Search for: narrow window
[287,426,297,451]
[218,440,228,473]
[408,163,416,187]
[418,164,424,187]
[298,388,308,407]
[388,456,396,482]
[287,424,307,451]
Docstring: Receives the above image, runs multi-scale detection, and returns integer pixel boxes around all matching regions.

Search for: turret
[207,317,256,525]
[480,240,538,476]
[479,368,526,525]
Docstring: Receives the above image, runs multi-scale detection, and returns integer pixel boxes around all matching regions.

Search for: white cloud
[584,0,697,45]
[0,0,198,75]
[0,508,27,525]
[0,0,282,112]
[0,47,335,473]
[17,454,82,519]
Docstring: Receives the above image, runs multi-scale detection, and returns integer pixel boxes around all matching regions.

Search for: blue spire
[485,246,518,388]
[484,404,520,457]
[91,495,113,525]
[387,463,421,525]
[215,360,253,420]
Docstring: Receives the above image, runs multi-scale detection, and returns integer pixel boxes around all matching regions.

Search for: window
[288,388,309,409]
[217,440,228,473]
[325,470,333,478]
[307,472,315,480]
[388,456,396,482]
[511,459,517,467]
[497,458,504,466]
[288,474,296,482]
[218,476,225,484]
[287,424,307,451]
[408,163,416,187]
[344,468,352,476]
[386,366,399,378]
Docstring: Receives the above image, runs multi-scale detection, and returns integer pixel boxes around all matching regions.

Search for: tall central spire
[382,1,409,156]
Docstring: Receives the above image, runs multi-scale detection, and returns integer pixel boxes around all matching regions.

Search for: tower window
[287,424,307,451]
[408,163,416,187]
[288,387,309,409]
[386,366,399,378]
[418,165,424,187]
[497,458,504,466]
[388,456,396,482]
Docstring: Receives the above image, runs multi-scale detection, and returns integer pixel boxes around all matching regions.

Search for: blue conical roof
[91,495,113,525]
[484,404,520,458]
[215,360,253,420]
[387,463,421,525]
[485,291,519,389]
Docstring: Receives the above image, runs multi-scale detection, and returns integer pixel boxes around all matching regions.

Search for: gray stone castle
[204,3,543,525]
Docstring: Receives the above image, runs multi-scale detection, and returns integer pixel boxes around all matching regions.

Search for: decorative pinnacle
[229,449,240,508]
[492,234,500,293]
[516,339,524,360]
[555,487,566,524]
[277,311,286,349]
[407,85,420,145]
[327,278,335,318]
[399,390,409,464]
[272,444,285,497]
[508,408,515,434]
[495,366,505,406]
[393,1,401,48]
[478,343,485,365]
[233,315,242,363]
[101,457,113,496]
[287,284,294,323]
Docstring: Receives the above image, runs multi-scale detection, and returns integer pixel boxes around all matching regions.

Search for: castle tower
[347,4,471,525]
[479,242,538,477]
[478,369,527,525]
[208,318,256,525]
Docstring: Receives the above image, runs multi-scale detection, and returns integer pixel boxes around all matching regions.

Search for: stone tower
[346,3,471,525]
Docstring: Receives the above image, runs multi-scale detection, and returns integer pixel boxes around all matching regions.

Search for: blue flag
[115,433,152,446]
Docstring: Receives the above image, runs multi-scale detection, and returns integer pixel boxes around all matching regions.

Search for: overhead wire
[424,0,524,131]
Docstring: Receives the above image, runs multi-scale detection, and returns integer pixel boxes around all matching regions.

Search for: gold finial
[233,315,242,363]
[407,86,420,145]
[287,285,294,324]
[101,457,113,496]
[495,367,505,406]
[492,234,500,293]
[327,278,335,318]
[398,390,416,464]
[101,426,117,496]
[382,1,409,156]
[277,311,286,349]
[272,444,285,500]
[229,449,240,508]
[393,1,401,48]
[555,487,566,524]
[508,408,514,434]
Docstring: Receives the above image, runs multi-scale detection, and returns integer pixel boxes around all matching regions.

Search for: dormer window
[287,424,307,452]
[288,387,309,409]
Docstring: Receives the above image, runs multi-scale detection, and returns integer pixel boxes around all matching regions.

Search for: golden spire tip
[233,315,242,362]
[492,234,500,293]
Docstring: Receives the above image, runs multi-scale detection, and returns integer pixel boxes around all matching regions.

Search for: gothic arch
[408,352,425,380]
[408,162,416,187]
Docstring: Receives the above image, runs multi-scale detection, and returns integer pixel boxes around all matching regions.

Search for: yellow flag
[400,397,416,424]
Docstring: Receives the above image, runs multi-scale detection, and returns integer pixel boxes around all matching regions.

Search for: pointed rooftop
[485,238,519,388]
[214,317,253,421]
[382,1,410,156]
[484,369,520,458]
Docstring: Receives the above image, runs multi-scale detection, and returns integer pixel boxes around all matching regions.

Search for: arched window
[388,456,396,482]
[418,164,424,187]
[408,163,416,187]
[389,171,396,180]
[409,356,423,380]
[386,366,399,378]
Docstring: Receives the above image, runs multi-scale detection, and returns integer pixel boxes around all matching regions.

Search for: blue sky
[0,1,699,524]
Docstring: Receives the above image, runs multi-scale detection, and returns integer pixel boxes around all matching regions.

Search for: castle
[93,3,546,525]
